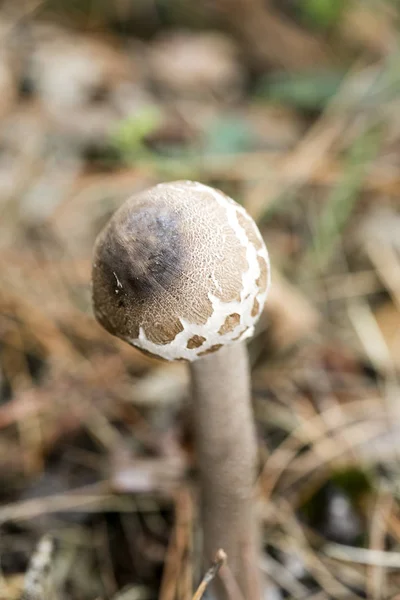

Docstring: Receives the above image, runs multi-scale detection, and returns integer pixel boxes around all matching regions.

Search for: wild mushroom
[91,180,270,599]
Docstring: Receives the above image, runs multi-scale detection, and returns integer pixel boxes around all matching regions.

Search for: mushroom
[91,180,270,599]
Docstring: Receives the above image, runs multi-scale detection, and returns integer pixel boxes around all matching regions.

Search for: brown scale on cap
[218,313,240,335]
[256,256,269,292]
[187,335,206,349]
[251,298,260,317]
[198,343,223,356]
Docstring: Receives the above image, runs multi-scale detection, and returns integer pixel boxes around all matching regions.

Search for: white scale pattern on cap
[126,182,271,361]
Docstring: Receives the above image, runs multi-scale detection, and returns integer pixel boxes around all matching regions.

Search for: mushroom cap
[92,181,270,361]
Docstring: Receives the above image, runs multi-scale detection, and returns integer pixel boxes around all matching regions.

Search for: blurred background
[1,0,400,599]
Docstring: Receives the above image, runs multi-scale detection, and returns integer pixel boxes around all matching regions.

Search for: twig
[324,542,400,568]
[192,549,227,600]
[159,488,192,600]
[21,535,55,600]
[367,489,392,600]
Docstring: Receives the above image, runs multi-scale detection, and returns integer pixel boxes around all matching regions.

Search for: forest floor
[1,1,400,599]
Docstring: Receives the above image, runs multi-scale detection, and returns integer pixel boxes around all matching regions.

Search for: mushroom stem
[190,342,261,600]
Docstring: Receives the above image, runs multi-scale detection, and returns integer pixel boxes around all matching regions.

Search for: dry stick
[192,550,227,600]
[94,520,119,597]
[21,535,55,600]
[324,543,400,568]
[260,554,309,599]
[178,489,194,600]
[322,553,367,593]
[0,482,119,525]
[387,507,400,547]
[367,489,393,600]
[159,488,192,600]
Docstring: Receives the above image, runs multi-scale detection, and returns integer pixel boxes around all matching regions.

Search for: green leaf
[203,116,255,155]
[300,0,347,29]
[111,106,162,160]
[256,71,345,111]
